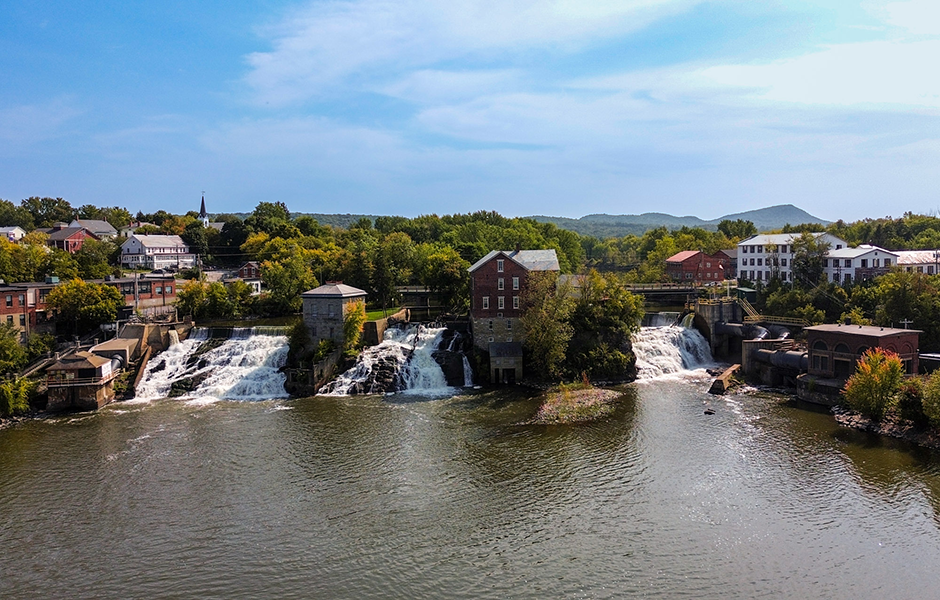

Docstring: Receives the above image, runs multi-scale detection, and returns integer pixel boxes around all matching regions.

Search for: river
[4,333,940,598]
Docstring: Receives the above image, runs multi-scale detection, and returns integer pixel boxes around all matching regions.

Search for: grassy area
[529,385,624,424]
[365,307,402,321]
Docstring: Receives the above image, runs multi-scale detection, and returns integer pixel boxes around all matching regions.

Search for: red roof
[665,250,702,263]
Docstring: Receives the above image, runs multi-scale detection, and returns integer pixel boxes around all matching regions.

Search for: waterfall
[632,322,714,379]
[134,327,289,403]
[462,355,474,387]
[643,311,681,327]
[320,325,462,396]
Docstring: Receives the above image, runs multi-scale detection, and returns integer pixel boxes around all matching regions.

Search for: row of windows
[481,296,520,310]
[5,315,26,326]
[822,258,891,268]
[5,294,26,308]
[496,277,520,291]
[743,257,788,267]
[117,284,173,295]
[904,265,937,274]
[486,319,512,331]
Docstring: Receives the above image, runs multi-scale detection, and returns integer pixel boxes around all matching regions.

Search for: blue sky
[2,0,939,221]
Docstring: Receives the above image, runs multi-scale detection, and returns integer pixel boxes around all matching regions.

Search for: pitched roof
[468,249,560,273]
[738,232,845,247]
[826,245,896,259]
[125,234,188,248]
[301,282,367,298]
[47,351,111,371]
[665,250,701,263]
[72,219,117,234]
[47,227,96,241]
[895,250,940,265]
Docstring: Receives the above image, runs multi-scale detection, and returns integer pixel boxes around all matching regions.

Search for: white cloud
[0,99,82,145]
[244,0,699,105]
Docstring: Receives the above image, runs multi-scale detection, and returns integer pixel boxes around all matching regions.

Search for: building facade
[895,250,940,275]
[737,233,849,283]
[664,250,727,283]
[823,245,897,284]
[0,226,26,242]
[468,249,560,351]
[805,324,920,379]
[301,282,367,347]
[47,226,99,254]
[120,234,195,270]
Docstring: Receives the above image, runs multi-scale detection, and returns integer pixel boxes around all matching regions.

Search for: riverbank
[832,405,940,452]
[528,385,624,424]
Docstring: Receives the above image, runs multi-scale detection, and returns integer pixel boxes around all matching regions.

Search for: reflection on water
[3,381,940,598]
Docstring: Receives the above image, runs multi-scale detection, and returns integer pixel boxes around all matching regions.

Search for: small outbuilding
[301,282,367,347]
[46,351,120,411]
[489,341,523,384]
[805,324,921,379]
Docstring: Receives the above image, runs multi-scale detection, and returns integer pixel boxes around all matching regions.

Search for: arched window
[813,340,828,351]
[834,343,850,354]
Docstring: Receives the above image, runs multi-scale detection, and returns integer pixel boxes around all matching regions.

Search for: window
[823,259,828,267]
[166,286,173,295]
[706,273,712,278]
[507,320,512,330]
[844,259,851,268]
[488,320,493,330]
[155,286,162,294]
[5,316,10,325]
[497,278,504,290]
[742,246,748,253]
[497,259,504,272]
[781,258,787,267]
[686,273,693,279]
[512,277,519,290]
[139,283,151,294]
[861,259,867,268]
[873,259,880,267]
[918,266,924,273]
[513,296,519,309]
[780,244,788,254]
[19,314,25,326]
[482,296,490,309]
[758,246,763,253]
[4,295,10,307]
[18,294,24,305]
[498,296,505,309]
[884,258,891,267]
[757,258,762,266]
[706,262,711,268]
[749,258,755,266]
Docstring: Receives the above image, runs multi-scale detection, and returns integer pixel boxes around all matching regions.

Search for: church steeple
[199,194,209,227]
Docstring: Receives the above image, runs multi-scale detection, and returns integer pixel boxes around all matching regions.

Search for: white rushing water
[135,328,289,403]
[632,321,714,379]
[321,325,461,396]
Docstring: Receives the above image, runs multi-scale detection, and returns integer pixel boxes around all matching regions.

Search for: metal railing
[744,315,810,326]
[46,371,119,388]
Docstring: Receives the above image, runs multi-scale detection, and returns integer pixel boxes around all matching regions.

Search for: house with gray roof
[70,219,118,239]
[467,248,560,374]
[120,234,195,270]
[301,282,367,347]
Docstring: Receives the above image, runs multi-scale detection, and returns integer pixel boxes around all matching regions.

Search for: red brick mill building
[665,250,729,283]
[468,249,560,383]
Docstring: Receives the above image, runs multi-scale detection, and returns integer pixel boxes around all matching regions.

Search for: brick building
[805,324,920,379]
[664,250,727,283]
[467,249,559,351]
[47,226,99,254]
[301,282,367,347]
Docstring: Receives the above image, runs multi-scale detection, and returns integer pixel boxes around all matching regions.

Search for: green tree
[73,238,118,279]
[717,219,757,240]
[261,254,315,314]
[842,348,904,422]
[0,199,35,230]
[0,377,36,416]
[45,279,124,333]
[922,370,940,427]
[176,279,208,318]
[791,232,831,287]
[0,323,27,374]
[342,299,367,353]
[520,271,573,380]
[21,196,74,227]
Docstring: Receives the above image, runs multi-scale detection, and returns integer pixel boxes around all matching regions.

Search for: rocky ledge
[832,406,940,452]
[528,387,624,425]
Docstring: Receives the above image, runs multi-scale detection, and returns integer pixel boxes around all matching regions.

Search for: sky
[2,0,939,222]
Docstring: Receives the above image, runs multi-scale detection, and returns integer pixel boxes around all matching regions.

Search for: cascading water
[632,314,714,379]
[320,325,468,396]
[134,327,289,403]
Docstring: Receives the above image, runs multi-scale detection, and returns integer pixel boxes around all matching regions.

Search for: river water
[5,336,940,598]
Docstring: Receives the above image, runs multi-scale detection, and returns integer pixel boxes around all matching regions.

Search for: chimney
[515,242,521,253]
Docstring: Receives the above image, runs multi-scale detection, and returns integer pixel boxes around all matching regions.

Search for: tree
[0,199,35,230]
[181,221,209,259]
[261,254,315,314]
[922,370,940,427]
[717,219,757,240]
[419,246,470,310]
[0,377,35,416]
[74,238,118,279]
[342,299,367,353]
[21,196,74,227]
[790,232,831,287]
[842,348,904,422]
[0,323,27,374]
[373,232,415,315]
[520,271,573,380]
[176,280,207,318]
[45,279,123,333]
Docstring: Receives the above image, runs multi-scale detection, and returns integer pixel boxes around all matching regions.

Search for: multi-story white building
[823,245,897,284]
[737,233,849,283]
[895,250,940,275]
[120,234,195,270]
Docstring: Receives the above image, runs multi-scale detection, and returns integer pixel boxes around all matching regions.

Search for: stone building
[467,248,559,352]
[46,352,119,411]
[301,282,367,347]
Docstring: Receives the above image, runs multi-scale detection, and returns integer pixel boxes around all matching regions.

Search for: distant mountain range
[219,204,828,239]
[527,204,829,238]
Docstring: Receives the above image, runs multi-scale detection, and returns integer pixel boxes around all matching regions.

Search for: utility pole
[899,318,914,329]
